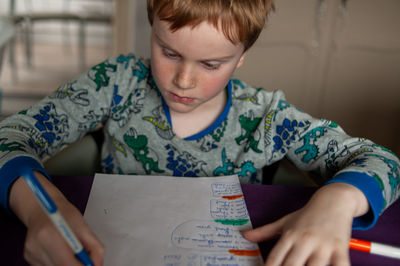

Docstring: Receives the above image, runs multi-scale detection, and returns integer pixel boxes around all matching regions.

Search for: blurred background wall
[1,0,400,157]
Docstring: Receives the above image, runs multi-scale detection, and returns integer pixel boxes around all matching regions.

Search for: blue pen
[21,170,94,266]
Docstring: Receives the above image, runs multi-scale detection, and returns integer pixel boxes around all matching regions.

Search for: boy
[0,0,399,265]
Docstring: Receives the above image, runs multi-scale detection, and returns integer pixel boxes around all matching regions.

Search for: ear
[236,52,247,69]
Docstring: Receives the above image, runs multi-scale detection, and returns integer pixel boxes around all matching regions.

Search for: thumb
[242,218,286,243]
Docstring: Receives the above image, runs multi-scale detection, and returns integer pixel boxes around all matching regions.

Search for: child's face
[151,16,246,115]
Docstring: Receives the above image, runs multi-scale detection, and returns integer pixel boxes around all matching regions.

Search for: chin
[168,102,197,114]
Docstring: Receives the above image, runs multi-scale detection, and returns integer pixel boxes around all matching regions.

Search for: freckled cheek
[199,76,230,98]
[152,59,174,89]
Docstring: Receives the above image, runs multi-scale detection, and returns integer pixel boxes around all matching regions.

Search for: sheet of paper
[84,174,263,265]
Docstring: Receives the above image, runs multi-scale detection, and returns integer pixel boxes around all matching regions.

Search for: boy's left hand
[242,182,369,266]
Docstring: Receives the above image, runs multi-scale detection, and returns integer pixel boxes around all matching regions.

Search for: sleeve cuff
[326,171,384,230]
[0,156,51,214]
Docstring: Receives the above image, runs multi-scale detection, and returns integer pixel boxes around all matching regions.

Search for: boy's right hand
[9,173,105,266]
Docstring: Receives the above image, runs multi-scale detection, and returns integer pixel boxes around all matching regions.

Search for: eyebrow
[154,33,236,62]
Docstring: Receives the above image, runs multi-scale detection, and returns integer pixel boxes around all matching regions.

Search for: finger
[307,239,349,266]
[79,227,105,265]
[24,244,53,266]
[57,201,104,265]
[29,223,82,266]
[25,223,88,266]
[265,232,295,266]
[24,235,81,266]
[330,247,350,266]
[299,244,331,266]
[281,238,316,266]
[24,227,54,266]
[306,251,332,266]
[42,233,83,266]
[243,218,286,243]
[51,252,83,266]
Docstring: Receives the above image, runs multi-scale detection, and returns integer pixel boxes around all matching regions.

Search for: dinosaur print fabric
[0,54,399,228]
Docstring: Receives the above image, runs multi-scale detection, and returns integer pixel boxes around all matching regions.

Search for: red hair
[147,0,274,51]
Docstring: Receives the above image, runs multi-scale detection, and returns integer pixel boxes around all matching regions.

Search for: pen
[350,238,400,260]
[21,170,94,266]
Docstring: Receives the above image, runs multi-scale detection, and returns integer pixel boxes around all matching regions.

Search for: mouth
[168,92,195,104]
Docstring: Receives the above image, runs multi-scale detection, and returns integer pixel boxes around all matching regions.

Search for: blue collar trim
[161,81,232,141]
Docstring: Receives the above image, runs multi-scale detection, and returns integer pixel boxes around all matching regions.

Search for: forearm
[8,172,65,227]
[311,182,369,219]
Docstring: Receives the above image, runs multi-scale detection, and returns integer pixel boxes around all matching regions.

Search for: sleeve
[267,90,400,230]
[0,54,137,213]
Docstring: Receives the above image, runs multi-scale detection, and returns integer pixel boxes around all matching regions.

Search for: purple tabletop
[1,175,400,265]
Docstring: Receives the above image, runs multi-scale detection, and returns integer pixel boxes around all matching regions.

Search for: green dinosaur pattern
[0,138,26,153]
[235,111,262,153]
[90,60,117,91]
[123,128,164,175]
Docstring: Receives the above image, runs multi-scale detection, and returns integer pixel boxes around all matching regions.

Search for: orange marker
[350,238,400,260]
[222,194,243,200]
[228,249,261,256]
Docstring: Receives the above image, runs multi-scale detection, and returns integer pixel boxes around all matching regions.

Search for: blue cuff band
[326,171,384,230]
[0,156,51,213]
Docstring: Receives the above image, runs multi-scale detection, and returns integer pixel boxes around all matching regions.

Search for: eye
[202,61,221,70]
[162,48,180,59]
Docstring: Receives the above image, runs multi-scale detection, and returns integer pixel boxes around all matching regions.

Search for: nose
[173,63,196,90]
